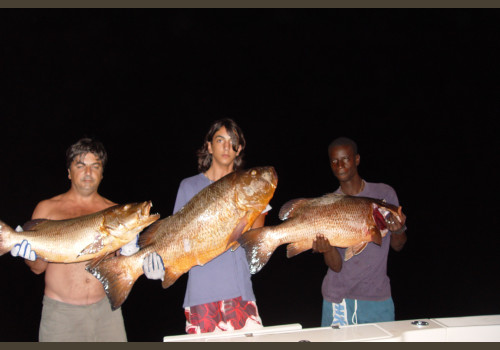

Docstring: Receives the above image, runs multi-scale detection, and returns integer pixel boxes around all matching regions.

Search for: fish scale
[238,193,404,274]
[86,166,278,310]
[0,201,160,263]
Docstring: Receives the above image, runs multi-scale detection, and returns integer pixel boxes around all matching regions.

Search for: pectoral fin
[87,252,112,269]
[78,236,105,257]
[369,226,383,246]
[345,242,368,261]
[227,214,250,248]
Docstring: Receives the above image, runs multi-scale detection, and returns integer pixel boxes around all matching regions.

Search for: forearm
[323,247,342,272]
[390,231,407,251]
[26,258,48,275]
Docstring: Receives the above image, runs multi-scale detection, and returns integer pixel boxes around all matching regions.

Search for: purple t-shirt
[173,173,257,308]
[321,181,399,303]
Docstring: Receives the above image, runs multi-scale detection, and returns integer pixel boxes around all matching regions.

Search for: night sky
[1,9,499,341]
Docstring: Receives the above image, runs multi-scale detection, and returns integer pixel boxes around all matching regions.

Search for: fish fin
[286,240,312,258]
[78,236,105,257]
[227,240,241,252]
[22,218,48,231]
[87,252,113,268]
[344,242,369,261]
[237,227,276,274]
[370,226,383,246]
[138,221,163,247]
[278,198,308,221]
[161,268,183,289]
[0,220,15,255]
[86,255,141,310]
[228,215,249,245]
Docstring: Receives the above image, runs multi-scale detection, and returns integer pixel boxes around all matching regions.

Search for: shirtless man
[11,138,130,341]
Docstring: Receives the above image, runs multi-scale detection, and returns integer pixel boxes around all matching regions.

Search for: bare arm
[24,201,50,274]
[387,212,407,252]
[312,234,342,272]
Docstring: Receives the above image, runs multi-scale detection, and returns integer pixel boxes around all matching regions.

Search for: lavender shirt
[174,173,267,308]
[321,181,399,303]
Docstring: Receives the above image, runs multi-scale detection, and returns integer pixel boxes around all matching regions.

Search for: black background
[1,9,499,341]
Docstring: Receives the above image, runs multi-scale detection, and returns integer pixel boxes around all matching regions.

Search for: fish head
[372,201,405,237]
[234,166,278,211]
[104,201,160,240]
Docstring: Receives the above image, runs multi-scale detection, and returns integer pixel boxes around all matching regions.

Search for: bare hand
[312,234,332,253]
[385,212,406,231]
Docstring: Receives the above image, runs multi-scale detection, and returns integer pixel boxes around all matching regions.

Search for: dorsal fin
[138,221,163,247]
[279,198,308,221]
[22,219,48,231]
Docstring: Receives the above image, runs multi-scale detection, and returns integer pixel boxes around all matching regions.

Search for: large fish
[0,201,159,263]
[238,193,404,274]
[86,166,278,310]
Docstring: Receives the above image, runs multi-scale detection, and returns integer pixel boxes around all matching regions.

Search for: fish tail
[86,255,142,310]
[0,220,14,255]
[238,227,276,274]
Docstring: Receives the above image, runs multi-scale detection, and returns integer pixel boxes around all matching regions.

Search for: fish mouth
[140,201,160,220]
[141,201,152,216]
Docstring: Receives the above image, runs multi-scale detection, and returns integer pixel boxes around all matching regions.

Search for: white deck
[163,314,500,342]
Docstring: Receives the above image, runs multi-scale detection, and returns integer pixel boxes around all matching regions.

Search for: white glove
[11,239,37,261]
[142,252,165,281]
[120,235,140,256]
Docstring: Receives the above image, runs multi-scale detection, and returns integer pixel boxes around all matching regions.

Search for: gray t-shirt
[321,181,399,303]
[174,173,258,308]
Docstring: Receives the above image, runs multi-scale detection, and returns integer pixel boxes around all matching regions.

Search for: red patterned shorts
[185,296,263,334]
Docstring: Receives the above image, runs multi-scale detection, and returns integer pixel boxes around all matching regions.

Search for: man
[312,136,407,326]
[143,118,269,334]
[11,138,136,341]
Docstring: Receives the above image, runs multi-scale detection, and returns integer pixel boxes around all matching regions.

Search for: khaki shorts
[39,295,127,342]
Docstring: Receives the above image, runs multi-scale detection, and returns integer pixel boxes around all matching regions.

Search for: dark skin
[311,144,407,272]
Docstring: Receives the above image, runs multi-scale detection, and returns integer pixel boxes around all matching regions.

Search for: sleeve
[173,179,190,214]
[384,184,399,207]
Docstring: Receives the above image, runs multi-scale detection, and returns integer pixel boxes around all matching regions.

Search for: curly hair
[197,118,246,173]
[65,137,108,170]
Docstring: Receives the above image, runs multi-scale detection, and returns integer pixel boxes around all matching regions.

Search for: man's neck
[204,164,234,182]
[339,176,365,196]
[64,188,102,204]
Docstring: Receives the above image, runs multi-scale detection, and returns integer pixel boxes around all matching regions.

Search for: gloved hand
[120,235,140,256]
[11,234,37,261]
[143,252,165,281]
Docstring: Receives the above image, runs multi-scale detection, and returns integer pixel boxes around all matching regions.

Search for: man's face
[329,144,360,183]
[207,126,242,168]
[67,152,104,194]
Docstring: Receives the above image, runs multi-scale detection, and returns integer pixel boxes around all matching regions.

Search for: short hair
[197,118,246,173]
[65,137,108,169]
[328,137,358,155]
